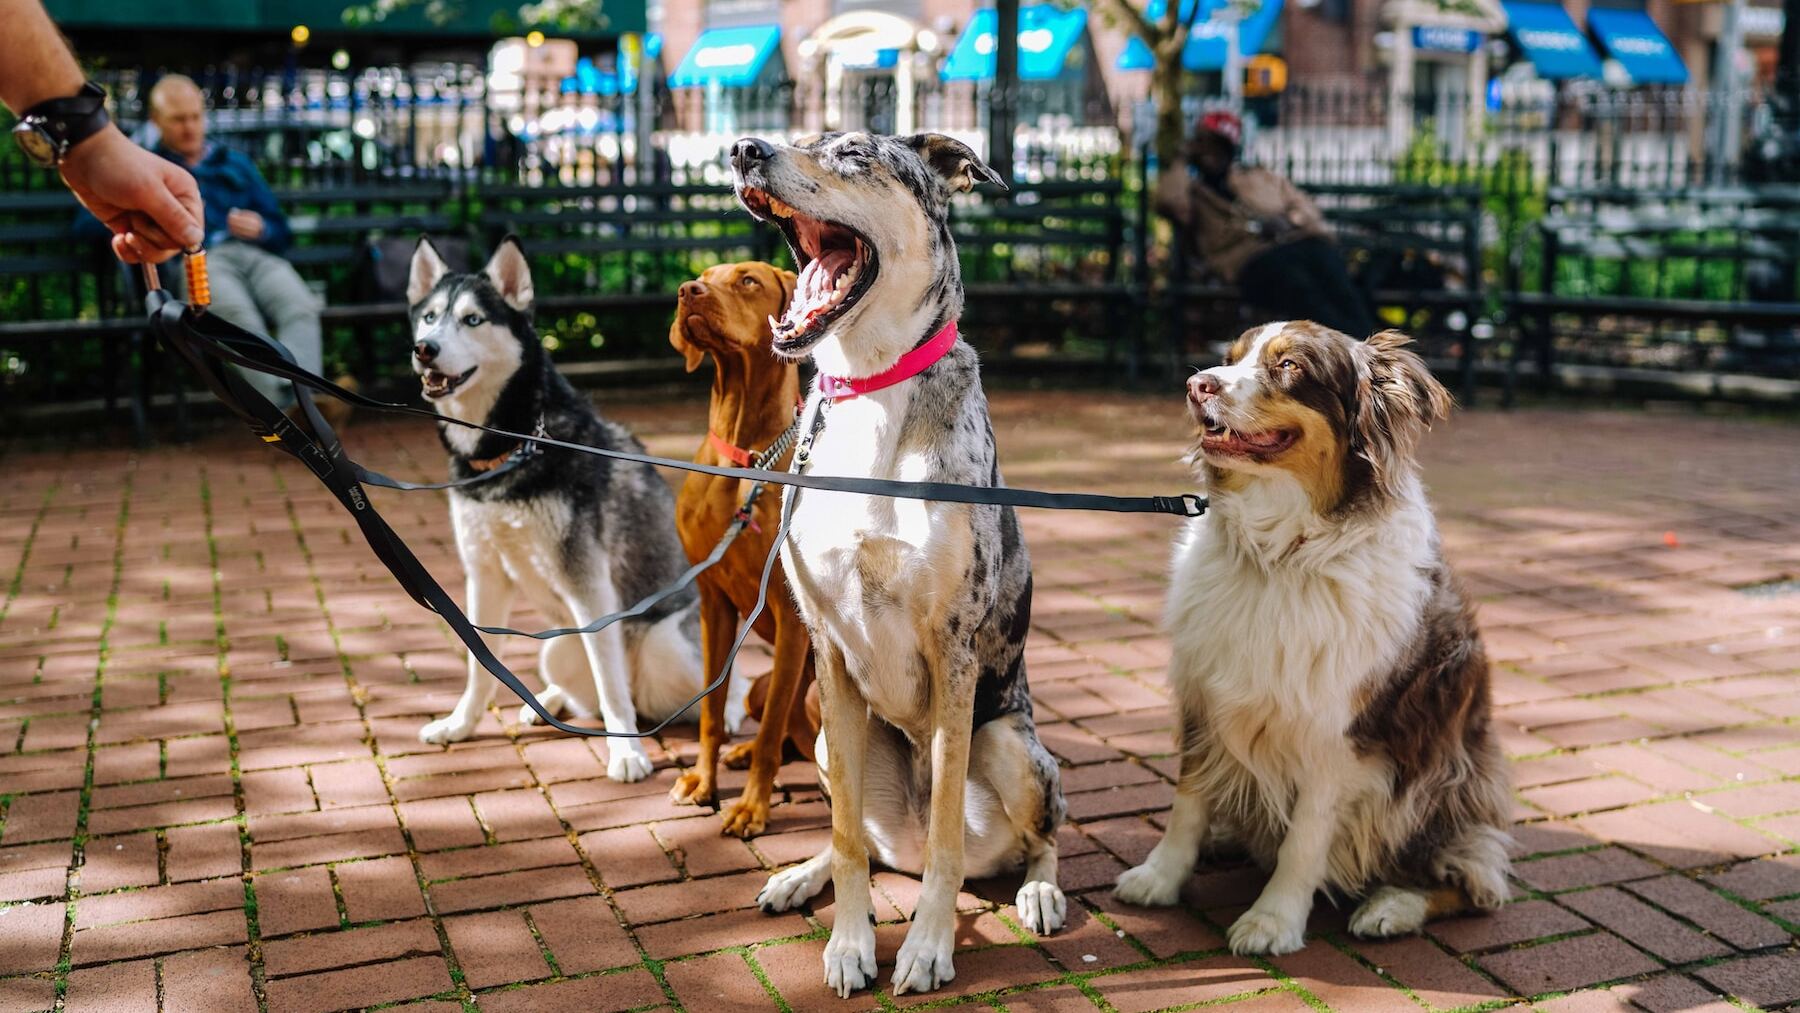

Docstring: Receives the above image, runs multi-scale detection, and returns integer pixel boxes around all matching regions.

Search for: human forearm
[0,0,87,113]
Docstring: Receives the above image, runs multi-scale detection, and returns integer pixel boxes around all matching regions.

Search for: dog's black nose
[679,280,705,301]
[1188,372,1222,404]
[731,137,774,176]
[414,340,439,365]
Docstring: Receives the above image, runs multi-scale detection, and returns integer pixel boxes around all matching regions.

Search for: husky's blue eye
[462,314,484,327]
[422,310,437,324]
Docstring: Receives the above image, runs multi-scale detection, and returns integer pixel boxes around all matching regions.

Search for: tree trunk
[1151,50,1186,170]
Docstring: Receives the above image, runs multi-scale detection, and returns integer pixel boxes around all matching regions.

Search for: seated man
[1156,111,1375,339]
[79,75,345,425]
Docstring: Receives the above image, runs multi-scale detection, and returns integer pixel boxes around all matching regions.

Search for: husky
[732,133,1067,999]
[406,236,739,782]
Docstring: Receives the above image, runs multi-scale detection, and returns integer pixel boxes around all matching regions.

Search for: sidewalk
[2,393,1797,1013]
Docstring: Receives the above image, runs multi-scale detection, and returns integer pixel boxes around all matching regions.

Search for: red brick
[0,867,63,904]
[252,827,407,870]
[1351,935,1509,1010]
[754,937,882,1012]
[527,895,639,974]
[476,969,666,1013]
[472,788,563,842]
[1520,777,1660,817]
[1559,886,1730,962]
[444,909,551,987]
[1086,890,1224,957]
[0,902,65,974]
[0,794,78,846]
[250,803,396,843]
[1576,801,1781,868]
[90,743,159,787]
[1704,854,1800,901]
[1091,954,1278,1013]
[334,855,425,923]
[167,822,243,881]
[162,945,258,1013]
[90,773,233,811]
[576,826,679,888]
[418,836,580,882]
[652,816,762,877]
[1624,875,1791,950]
[86,795,237,835]
[429,864,596,914]
[164,735,232,777]
[1034,902,1144,970]
[665,949,779,1010]
[636,906,812,959]
[72,908,247,964]
[1479,932,1659,996]
[400,796,487,852]
[1513,847,1660,892]
[0,975,56,1013]
[1612,974,1740,1013]
[241,767,316,816]
[1273,941,1410,1013]
[262,919,440,977]
[309,760,390,810]
[262,955,454,1013]
[1001,985,1106,1011]
[256,865,340,936]
[77,877,240,928]
[1696,952,1800,1007]
[612,868,768,925]
[1429,899,1592,955]
[62,957,156,1013]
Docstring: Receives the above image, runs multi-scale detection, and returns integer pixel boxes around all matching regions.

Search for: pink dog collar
[816,321,958,401]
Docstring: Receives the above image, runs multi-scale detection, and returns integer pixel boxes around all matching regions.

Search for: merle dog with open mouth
[405,236,747,781]
[731,133,1068,999]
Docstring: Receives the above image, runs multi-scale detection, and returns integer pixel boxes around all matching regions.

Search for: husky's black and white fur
[406,237,733,782]
[732,134,1067,998]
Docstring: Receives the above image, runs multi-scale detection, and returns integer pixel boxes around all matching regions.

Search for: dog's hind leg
[670,587,739,809]
[420,562,515,745]
[891,643,979,997]
[816,640,878,998]
[969,715,1067,936]
[1350,885,1473,938]
[565,577,653,782]
[758,843,835,913]
[719,612,810,838]
[519,635,596,728]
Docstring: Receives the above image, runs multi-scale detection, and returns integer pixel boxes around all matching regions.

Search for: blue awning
[1116,0,1285,73]
[1587,8,1687,84]
[941,5,1089,81]
[1501,2,1603,80]
[668,25,781,88]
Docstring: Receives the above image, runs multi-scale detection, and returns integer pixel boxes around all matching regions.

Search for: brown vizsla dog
[668,261,819,837]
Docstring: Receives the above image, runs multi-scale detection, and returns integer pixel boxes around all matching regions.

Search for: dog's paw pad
[1014,880,1067,936]
[1114,862,1183,907]
[607,749,655,783]
[890,932,955,996]
[1349,887,1428,939]
[822,927,877,998]
[418,715,475,745]
[1228,907,1306,956]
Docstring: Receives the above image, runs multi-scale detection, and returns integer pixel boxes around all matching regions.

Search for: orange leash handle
[183,248,211,310]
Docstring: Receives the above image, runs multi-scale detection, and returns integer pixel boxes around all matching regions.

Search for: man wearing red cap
[1156,110,1375,337]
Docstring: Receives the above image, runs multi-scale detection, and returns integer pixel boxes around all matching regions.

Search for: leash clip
[1181,494,1208,517]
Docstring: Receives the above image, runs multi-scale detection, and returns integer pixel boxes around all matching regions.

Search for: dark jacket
[74,143,293,255]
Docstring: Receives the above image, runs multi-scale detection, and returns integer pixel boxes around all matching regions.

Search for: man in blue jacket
[138,74,329,417]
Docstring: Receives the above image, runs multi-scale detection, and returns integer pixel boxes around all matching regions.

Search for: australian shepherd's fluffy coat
[1116,322,1511,956]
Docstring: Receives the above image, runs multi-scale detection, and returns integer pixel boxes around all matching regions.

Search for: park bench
[1504,184,1800,403]
[1164,182,1485,400]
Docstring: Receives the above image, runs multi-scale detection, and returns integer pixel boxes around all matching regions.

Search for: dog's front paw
[418,712,479,745]
[1348,886,1428,939]
[890,925,955,996]
[668,769,714,806]
[719,795,770,838]
[1114,861,1184,907]
[1228,905,1306,956]
[721,741,755,770]
[822,923,877,998]
[759,862,826,913]
[1014,880,1067,936]
[607,745,654,783]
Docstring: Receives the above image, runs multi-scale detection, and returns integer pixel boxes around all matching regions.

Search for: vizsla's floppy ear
[903,133,1005,193]
[1352,330,1453,496]
[407,235,450,307]
[482,235,535,314]
[668,313,705,373]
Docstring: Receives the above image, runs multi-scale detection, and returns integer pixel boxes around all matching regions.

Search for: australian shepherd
[1115,323,1511,956]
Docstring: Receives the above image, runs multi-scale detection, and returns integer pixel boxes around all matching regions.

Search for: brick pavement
[2,393,1797,1012]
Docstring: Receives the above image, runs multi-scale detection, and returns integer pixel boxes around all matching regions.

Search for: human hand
[227,208,264,241]
[59,125,203,263]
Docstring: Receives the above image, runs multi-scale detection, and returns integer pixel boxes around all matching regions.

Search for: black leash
[145,269,1204,740]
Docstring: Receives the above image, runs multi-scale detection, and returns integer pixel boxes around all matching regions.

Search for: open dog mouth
[1197,411,1297,458]
[420,366,477,400]
[738,186,877,354]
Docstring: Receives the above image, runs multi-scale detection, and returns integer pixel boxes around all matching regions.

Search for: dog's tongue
[780,248,856,334]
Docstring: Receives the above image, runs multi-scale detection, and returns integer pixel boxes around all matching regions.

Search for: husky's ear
[408,236,450,306]
[904,133,1005,193]
[482,235,535,313]
[1352,330,1452,496]
[668,311,705,372]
